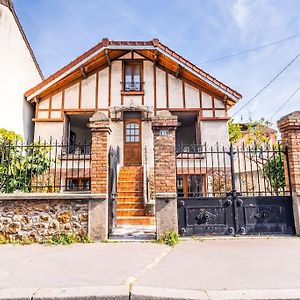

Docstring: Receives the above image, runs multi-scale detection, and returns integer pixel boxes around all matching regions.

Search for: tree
[228,118,274,146]
[264,151,286,194]
[245,118,273,146]
[228,120,242,144]
[0,128,22,143]
[0,129,52,193]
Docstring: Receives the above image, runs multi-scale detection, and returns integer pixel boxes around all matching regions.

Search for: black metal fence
[176,142,290,198]
[0,141,92,193]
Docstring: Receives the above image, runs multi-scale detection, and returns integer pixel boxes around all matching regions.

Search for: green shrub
[157,230,179,247]
[43,233,94,245]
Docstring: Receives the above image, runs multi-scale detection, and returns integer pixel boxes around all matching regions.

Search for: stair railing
[143,145,150,205]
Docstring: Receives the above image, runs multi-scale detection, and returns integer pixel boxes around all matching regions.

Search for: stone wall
[0,198,88,242]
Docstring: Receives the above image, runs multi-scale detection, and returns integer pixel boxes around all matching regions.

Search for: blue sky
[14,0,300,124]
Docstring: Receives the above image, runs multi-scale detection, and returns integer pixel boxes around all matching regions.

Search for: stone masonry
[278,111,300,234]
[152,110,178,237]
[0,199,88,242]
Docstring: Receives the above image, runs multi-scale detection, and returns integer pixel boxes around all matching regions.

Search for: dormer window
[123,61,143,92]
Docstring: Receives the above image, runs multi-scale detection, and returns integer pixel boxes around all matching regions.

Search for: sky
[14,0,300,126]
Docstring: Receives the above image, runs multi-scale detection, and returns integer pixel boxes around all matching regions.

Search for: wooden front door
[124,117,142,166]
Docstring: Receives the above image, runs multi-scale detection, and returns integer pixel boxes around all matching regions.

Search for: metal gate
[108,146,119,234]
[176,143,294,236]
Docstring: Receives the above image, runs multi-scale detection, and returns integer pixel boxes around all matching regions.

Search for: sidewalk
[0,237,300,299]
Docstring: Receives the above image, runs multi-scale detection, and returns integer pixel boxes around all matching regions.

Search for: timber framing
[25,38,242,105]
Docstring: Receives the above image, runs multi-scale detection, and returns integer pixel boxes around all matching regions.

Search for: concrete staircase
[117,166,154,226]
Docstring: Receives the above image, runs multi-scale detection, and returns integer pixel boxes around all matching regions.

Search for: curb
[131,286,300,300]
[1,286,300,300]
[0,286,129,300]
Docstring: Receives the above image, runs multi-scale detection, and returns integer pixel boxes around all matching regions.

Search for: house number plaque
[159,129,169,136]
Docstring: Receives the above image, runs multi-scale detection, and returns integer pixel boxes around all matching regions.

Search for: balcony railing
[121,81,144,92]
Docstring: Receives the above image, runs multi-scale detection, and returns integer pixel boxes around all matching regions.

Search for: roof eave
[26,43,241,103]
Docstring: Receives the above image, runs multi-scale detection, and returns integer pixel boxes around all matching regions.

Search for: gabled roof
[1,0,44,79]
[24,38,242,105]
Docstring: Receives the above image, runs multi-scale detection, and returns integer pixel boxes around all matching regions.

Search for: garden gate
[108,146,119,234]
[176,143,294,236]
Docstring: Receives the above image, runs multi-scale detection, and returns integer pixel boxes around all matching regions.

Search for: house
[24,38,242,227]
[0,0,43,141]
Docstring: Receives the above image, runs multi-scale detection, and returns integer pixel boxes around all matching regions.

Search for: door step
[117,208,145,217]
[117,216,155,226]
[117,202,144,209]
[110,225,156,241]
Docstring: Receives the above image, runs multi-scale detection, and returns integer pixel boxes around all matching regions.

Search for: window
[126,123,140,143]
[66,178,91,191]
[177,175,204,198]
[123,62,142,92]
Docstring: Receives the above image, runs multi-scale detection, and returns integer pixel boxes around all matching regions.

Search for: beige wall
[33,52,230,158]
[36,60,227,119]
[201,120,229,148]
[34,122,64,142]
[0,4,42,141]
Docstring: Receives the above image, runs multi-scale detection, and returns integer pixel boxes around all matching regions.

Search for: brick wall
[89,113,111,194]
[152,110,178,236]
[278,111,300,193]
[278,111,300,234]
[152,111,178,194]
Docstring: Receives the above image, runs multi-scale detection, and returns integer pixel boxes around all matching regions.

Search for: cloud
[13,0,300,124]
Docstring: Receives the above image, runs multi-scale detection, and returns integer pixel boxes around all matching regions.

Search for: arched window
[125,122,139,142]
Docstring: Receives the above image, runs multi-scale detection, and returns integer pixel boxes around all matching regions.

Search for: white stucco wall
[81,74,96,109]
[142,121,154,168]
[34,122,64,142]
[110,61,121,107]
[109,121,124,165]
[201,120,229,148]
[0,4,42,141]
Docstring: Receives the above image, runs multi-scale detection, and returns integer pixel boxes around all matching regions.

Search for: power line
[268,85,300,121]
[199,33,300,64]
[232,51,300,117]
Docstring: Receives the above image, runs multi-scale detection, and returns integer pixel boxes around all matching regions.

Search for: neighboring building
[24,38,242,226]
[0,0,43,141]
[235,123,277,147]
[233,123,279,195]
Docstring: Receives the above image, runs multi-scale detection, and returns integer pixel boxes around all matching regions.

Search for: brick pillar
[278,111,300,234]
[152,110,178,237]
[88,112,111,240]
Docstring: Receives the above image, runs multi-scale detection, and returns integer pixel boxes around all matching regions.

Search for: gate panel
[178,197,235,236]
[176,143,295,236]
[236,196,294,235]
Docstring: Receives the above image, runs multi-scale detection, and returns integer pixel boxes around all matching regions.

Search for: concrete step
[117,181,143,188]
[117,216,155,226]
[118,186,143,192]
[117,208,145,217]
[117,197,143,203]
[117,202,144,209]
[118,176,142,181]
[117,191,143,197]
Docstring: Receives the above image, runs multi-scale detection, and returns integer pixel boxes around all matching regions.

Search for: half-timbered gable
[26,39,241,153]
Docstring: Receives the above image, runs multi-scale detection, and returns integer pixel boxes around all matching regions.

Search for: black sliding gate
[176,143,294,236]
